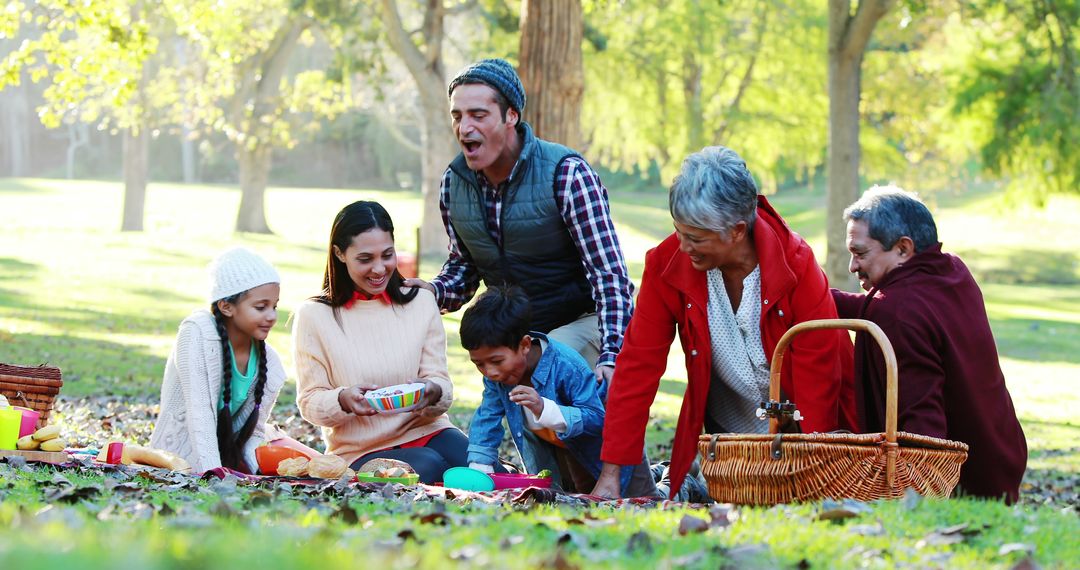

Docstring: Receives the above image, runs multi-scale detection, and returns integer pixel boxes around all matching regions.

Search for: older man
[833,186,1027,503]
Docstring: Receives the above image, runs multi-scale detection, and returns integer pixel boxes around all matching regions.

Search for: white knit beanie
[207,247,281,303]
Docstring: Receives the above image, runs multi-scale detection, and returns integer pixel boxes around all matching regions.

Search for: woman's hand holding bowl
[338,384,380,416]
[410,379,443,417]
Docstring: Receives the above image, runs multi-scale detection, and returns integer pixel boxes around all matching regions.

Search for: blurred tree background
[1,0,1077,281]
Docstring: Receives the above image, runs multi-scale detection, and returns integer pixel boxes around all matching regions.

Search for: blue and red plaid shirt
[431,156,635,368]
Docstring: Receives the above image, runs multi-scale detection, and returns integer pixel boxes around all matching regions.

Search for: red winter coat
[601,196,858,498]
[832,244,1027,503]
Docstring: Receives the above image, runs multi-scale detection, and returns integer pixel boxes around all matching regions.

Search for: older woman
[592,147,858,499]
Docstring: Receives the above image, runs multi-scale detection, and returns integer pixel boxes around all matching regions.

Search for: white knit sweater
[292,289,456,465]
[150,309,286,472]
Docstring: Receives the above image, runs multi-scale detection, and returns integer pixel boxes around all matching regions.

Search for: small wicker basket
[698,319,969,505]
[0,363,63,429]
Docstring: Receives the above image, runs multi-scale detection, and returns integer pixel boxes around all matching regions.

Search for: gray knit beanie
[207,247,280,303]
[448,58,526,113]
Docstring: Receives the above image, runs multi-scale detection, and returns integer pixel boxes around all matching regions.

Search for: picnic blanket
[198,467,695,509]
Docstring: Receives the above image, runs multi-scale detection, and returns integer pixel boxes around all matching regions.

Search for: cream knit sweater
[150,309,286,472]
[292,289,456,465]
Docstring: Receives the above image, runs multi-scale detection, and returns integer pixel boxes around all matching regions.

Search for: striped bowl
[365,382,426,413]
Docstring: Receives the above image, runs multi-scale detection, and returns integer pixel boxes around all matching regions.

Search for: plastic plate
[356,471,420,485]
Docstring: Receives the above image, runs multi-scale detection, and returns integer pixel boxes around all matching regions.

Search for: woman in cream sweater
[292,201,467,483]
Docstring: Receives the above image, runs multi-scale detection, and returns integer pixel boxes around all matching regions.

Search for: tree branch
[843,0,895,59]
[380,0,429,80]
[715,5,769,142]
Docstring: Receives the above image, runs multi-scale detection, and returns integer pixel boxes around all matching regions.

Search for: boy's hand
[508,386,543,416]
[338,385,380,416]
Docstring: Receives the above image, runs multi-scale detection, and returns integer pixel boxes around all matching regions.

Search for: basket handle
[768,319,899,485]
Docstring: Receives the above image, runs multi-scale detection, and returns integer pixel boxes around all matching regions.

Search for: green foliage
[583,0,828,191]
[953,0,1080,203]
[0,0,162,132]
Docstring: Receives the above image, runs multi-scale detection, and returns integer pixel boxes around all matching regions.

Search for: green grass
[1,177,1079,567]
[1,464,1077,569]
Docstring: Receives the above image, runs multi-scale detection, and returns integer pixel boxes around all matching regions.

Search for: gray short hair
[843,185,939,252]
[669,146,759,234]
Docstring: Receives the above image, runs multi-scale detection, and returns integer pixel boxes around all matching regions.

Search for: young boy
[460,285,657,496]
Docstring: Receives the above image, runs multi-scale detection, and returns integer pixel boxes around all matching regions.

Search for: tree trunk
[418,96,457,258]
[121,126,149,232]
[683,52,704,153]
[379,0,454,258]
[236,143,272,233]
[826,0,893,290]
[826,52,861,291]
[231,18,305,234]
[518,0,584,149]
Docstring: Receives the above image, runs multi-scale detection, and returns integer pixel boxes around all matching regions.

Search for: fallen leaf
[998,543,1035,556]
[848,522,886,536]
[816,499,872,521]
[1011,556,1041,570]
[626,531,652,555]
[678,514,710,535]
[709,503,736,528]
[416,511,450,525]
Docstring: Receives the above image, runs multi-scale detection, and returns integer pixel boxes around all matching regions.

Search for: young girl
[150,247,287,473]
[292,200,468,484]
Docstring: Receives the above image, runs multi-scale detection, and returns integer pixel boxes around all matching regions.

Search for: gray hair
[669,146,759,234]
[843,185,939,252]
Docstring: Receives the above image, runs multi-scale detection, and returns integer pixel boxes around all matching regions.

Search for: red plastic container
[105,442,124,464]
[490,473,552,490]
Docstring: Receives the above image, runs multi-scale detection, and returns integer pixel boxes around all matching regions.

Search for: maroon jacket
[603,196,858,498]
[833,244,1027,503]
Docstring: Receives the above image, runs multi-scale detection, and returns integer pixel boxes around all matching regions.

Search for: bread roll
[277,456,310,477]
[307,454,348,479]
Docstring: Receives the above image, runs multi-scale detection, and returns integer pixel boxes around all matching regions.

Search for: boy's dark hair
[459,285,532,350]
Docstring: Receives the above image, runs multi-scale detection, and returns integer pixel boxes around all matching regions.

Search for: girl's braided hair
[211,294,268,472]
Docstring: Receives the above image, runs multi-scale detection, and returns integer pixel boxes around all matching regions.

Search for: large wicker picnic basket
[697,319,969,505]
[0,363,63,429]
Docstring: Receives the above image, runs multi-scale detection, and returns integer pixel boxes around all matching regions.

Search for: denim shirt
[466,333,635,493]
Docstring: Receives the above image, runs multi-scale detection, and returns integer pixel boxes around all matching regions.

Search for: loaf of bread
[276,456,310,477]
[307,454,348,479]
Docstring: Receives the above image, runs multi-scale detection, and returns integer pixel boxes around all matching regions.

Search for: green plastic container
[442,467,495,491]
[0,408,21,450]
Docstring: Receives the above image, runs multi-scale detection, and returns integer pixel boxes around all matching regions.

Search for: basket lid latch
[770,434,784,460]
[756,400,804,422]
[707,434,721,461]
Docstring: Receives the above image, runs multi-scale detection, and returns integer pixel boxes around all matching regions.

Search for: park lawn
[1,177,1078,567]
[0,463,1077,569]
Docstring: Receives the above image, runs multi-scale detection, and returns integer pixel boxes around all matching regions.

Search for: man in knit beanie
[404,57,636,418]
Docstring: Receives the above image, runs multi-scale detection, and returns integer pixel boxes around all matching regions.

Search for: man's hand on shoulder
[402,278,435,294]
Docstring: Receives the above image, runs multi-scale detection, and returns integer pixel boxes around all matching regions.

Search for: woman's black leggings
[350,428,469,484]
